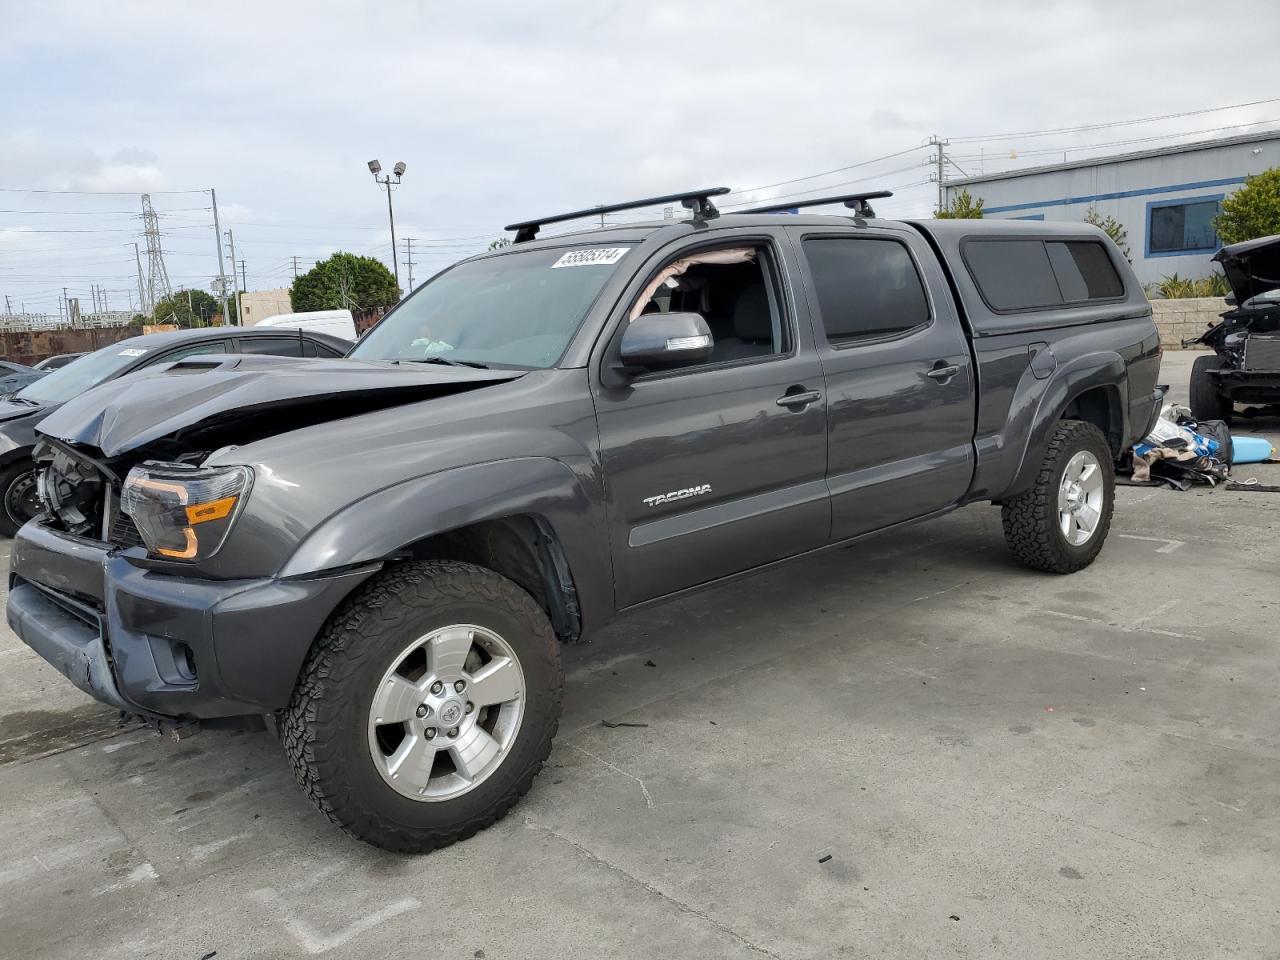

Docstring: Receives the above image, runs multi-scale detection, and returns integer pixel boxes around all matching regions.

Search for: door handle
[776,388,822,409]
[926,363,960,381]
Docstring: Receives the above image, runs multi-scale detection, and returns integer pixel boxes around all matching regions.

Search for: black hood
[1213,234,1280,303]
[36,354,524,457]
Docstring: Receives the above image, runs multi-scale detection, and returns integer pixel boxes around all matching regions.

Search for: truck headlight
[121,462,252,560]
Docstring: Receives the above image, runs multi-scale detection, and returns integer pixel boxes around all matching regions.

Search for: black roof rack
[505,187,730,243]
[740,190,893,218]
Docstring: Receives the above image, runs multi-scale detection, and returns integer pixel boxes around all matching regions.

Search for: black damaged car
[1185,234,1280,423]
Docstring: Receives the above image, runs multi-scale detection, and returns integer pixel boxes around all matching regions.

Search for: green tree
[1083,207,1131,263]
[488,237,512,250]
[1214,168,1280,245]
[291,252,400,312]
[935,188,984,219]
[152,289,221,327]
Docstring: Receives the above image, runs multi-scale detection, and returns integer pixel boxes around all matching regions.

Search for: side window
[239,337,304,357]
[964,239,1060,311]
[151,340,228,364]
[801,237,930,345]
[965,238,1124,311]
[302,338,345,358]
[628,245,785,366]
[1046,241,1123,301]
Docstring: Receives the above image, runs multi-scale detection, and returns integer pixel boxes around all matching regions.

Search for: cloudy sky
[2,0,1278,315]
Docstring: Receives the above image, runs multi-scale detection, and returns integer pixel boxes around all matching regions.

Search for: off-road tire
[282,560,562,853]
[1189,354,1232,424]
[0,462,37,538]
[1001,420,1115,574]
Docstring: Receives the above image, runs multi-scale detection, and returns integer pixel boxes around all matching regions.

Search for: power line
[0,186,209,195]
[949,96,1280,143]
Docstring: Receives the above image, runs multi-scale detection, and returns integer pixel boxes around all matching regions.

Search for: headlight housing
[121,462,252,561]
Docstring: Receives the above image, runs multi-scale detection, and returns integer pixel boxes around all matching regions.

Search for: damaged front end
[9,354,524,725]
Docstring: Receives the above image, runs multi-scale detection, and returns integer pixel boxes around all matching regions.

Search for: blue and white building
[942,131,1280,285]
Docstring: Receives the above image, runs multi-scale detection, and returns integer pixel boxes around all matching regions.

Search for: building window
[1147,196,1222,256]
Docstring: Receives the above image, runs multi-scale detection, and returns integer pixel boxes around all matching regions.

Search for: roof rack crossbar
[741,190,893,218]
[505,187,731,243]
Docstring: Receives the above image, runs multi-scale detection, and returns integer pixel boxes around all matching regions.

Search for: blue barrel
[1230,434,1275,464]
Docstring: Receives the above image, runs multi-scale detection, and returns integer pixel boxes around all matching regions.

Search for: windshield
[349,245,633,368]
[15,341,148,404]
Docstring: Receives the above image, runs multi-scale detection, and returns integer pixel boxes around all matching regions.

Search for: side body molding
[279,457,614,634]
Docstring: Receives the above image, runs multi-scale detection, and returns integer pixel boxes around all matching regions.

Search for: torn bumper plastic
[7,521,377,720]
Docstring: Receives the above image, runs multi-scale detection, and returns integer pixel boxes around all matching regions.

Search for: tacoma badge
[643,483,712,507]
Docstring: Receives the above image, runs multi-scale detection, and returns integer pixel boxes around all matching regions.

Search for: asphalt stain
[0,704,126,765]
[1059,866,1084,879]
[185,790,217,803]
[1171,820,1191,828]
[1009,725,1034,735]
[1072,717,1097,727]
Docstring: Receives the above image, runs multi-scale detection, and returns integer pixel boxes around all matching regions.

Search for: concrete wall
[945,134,1280,286]
[0,326,136,366]
[1150,297,1224,350]
[239,289,293,326]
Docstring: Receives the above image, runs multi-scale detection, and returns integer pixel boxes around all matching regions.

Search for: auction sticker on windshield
[119,348,148,357]
[552,248,629,268]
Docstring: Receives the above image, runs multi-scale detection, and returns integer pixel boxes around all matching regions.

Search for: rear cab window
[962,238,1124,312]
[801,236,931,346]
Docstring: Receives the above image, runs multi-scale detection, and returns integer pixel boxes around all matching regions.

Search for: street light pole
[368,160,406,291]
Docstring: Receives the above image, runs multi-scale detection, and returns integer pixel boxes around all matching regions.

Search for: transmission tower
[140,194,172,313]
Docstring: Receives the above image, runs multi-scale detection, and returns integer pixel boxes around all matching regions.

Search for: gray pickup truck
[7,188,1161,852]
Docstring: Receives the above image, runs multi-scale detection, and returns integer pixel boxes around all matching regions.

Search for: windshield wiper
[401,356,489,370]
[2,395,38,406]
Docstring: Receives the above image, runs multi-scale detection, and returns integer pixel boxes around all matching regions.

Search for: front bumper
[7,522,377,720]
[1213,367,1280,405]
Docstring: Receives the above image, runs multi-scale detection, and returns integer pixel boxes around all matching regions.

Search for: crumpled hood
[37,353,525,457]
[1214,234,1280,303]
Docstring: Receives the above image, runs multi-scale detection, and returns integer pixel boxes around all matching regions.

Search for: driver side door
[592,231,830,608]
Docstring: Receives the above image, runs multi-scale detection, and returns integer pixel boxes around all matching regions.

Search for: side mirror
[1224,293,1238,306]
[619,312,714,370]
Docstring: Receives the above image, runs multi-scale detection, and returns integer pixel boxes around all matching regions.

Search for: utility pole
[225,228,243,326]
[928,134,949,213]
[134,243,147,316]
[4,295,11,316]
[238,259,247,293]
[210,188,231,327]
[367,160,407,289]
[63,287,70,328]
[402,237,417,292]
[292,255,301,279]
[140,194,173,311]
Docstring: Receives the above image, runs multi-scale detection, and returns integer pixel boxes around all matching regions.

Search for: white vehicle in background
[256,309,357,341]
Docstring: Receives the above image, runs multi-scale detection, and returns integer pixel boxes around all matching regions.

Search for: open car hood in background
[1213,234,1280,304]
[36,354,524,457]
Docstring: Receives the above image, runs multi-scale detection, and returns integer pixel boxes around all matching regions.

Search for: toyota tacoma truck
[6,187,1161,853]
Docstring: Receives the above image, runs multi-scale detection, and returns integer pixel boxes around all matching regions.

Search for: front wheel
[0,462,39,538]
[1189,354,1232,424]
[1001,420,1115,574]
[282,560,563,853]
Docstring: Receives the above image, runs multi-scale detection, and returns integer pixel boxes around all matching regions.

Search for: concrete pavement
[1,351,1278,959]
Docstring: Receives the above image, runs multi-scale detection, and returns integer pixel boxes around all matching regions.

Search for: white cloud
[2,0,1277,310]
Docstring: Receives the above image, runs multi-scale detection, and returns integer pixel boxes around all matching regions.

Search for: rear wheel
[1189,354,1232,424]
[1001,420,1115,574]
[0,462,39,538]
[282,560,562,853]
